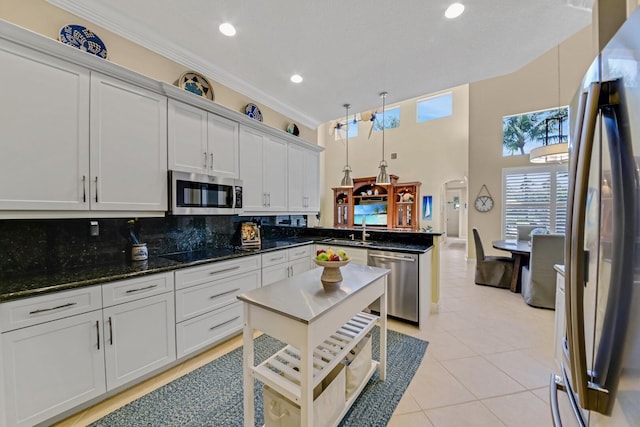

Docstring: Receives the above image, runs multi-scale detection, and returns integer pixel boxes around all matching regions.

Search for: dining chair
[472,228,514,288]
[517,225,539,241]
[521,234,565,309]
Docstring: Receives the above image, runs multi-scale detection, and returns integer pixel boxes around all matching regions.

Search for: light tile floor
[55,238,558,426]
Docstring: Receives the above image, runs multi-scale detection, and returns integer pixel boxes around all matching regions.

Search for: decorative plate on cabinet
[58,24,108,59]
[286,122,300,136]
[245,103,263,122]
[177,71,215,101]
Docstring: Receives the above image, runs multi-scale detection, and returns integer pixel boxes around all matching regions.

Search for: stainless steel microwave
[169,171,242,215]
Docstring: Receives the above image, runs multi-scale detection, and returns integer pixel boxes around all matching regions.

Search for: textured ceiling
[48,0,592,128]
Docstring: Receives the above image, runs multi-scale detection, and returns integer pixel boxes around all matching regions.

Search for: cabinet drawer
[0,286,102,333]
[261,249,288,268]
[175,270,260,322]
[102,273,174,308]
[174,255,261,290]
[288,245,312,261]
[176,302,243,358]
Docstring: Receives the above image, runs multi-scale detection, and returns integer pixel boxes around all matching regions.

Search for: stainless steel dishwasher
[368,250,419,323]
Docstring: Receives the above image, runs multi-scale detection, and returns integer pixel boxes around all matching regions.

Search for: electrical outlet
[390,152,397,159]
[89,221,99,237]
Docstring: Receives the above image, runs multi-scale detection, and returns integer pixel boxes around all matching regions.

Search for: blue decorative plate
[286,122,300,136]
[177,71,214,101]
[245,103,263,122]
[58,25,108,59]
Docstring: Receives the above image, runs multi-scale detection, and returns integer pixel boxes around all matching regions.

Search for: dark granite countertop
[0,236,431,303]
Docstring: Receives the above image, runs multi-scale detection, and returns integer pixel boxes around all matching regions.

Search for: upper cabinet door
[287,144,306,211]
[167,99,208,175]
[90,73,168,211]
[0,40,90,211]
[288,144,320,212]
[263,136,288,211]
[239,126,265,211]
[304,149,320,212]
[208,113,239,179]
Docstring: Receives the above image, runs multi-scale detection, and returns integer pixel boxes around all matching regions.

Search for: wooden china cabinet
[332,175,421,231]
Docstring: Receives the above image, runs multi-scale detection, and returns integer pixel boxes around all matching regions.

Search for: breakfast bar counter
[237,263,389,427]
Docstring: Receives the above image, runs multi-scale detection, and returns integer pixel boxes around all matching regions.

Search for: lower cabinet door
[1,311,106,427]
[176,302,243,358]
[103,292,176,390]
[289,257,311,277]
[262,263,289,287]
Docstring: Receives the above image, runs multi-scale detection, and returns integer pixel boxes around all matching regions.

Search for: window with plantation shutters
[502,165,568,239]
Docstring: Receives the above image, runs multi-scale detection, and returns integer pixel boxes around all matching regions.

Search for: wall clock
[474,184,494,212]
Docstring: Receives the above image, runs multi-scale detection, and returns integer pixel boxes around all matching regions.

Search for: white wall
[467,27,593,258]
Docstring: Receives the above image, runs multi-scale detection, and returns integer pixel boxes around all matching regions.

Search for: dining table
[491,239,531,293]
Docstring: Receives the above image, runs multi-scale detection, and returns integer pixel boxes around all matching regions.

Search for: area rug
[89,327,428,427]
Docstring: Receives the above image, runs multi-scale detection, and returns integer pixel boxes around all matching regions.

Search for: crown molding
[46,0,320,129]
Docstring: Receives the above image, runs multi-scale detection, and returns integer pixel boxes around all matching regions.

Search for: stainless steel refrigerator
[550,7,640,427]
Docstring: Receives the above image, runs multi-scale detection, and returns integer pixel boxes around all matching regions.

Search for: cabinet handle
[267,193,271,207]
[209,316,240,331]
[94,176,99,203]
[263,192,267,207]
[29,302,77,315]
[209,288,240,299]
[125,284,158,294]
[82,175,86,203]
[203,152,208,168]
[210,153,214,170]
[96,320,100,350]
[208,265,241,276]
[108,316,113,345]
[288,266,293,276]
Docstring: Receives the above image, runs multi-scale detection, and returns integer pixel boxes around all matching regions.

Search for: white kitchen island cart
[237,263,389,427]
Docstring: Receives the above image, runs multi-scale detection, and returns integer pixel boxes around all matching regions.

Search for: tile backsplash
[0,215,306,277]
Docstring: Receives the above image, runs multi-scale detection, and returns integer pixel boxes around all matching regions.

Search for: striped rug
[90,327,428,427]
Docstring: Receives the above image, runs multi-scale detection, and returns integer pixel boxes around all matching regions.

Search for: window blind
[502,165,568,239]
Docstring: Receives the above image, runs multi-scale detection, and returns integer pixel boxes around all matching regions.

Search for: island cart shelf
[252,311,377,404]
[238,264,389,427]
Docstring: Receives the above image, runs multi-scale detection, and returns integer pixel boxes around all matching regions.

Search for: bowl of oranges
[314,248,350,287]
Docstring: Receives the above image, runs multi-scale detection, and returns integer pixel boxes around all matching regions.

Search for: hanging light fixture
[339,103,354,187]
[530,47,569,164]
[529,115,569,163]
[376,92,391,185]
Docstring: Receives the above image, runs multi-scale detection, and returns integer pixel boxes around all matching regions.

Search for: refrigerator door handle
[549,374,565,427]
[566,81,601,411]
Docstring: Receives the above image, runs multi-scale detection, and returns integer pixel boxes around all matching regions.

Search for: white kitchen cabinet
[261,246,312,287]
[90,73,168,212]
[288,144,320,212]
[0,287,105,427]
[168,99,239,178]
[239,126,288,212]
[0,39,90,211]
[0,39,167,215]
[101,273,176,391]
[174,255,261,358]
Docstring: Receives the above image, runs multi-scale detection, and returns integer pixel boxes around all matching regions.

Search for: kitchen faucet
[362,216,371,242]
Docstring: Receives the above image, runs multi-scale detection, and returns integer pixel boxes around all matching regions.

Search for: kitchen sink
[321,238,373,246]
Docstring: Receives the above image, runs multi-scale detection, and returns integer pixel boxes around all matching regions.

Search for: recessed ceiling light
[219,22,236,37]
[290,74,303,83]
[445,3,465,19]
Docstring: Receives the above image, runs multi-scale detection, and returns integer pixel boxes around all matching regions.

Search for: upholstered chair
[517,225,539,241]
[521,234,565,309]
[472,228,514,288]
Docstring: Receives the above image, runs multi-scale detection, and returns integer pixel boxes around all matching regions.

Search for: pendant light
[339,103,354,187]
[376,92,391,185]
[530,47,569,164]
